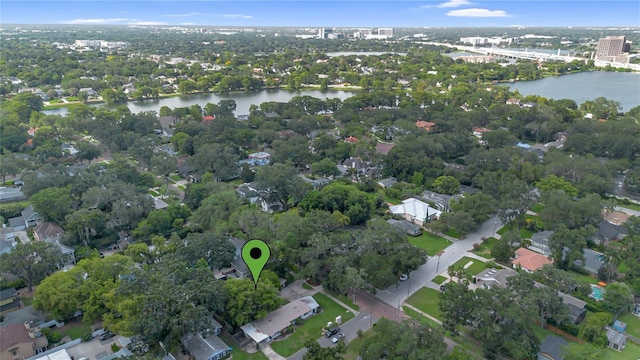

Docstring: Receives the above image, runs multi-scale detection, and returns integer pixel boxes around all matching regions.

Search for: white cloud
[63,18,130,25]
[447,8,511,17]
[181,22,197,26]
[222,14,252,19]
[163,12,206,18]
[421,0,471,9]
[62,18,166,25]
[437,0,473,8]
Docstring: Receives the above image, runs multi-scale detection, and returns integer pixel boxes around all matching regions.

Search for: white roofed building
[389,198,442,226]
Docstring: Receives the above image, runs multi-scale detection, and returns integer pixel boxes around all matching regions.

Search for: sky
[1,0,639,28]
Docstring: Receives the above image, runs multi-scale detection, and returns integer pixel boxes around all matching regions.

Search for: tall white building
[378,28,394,38]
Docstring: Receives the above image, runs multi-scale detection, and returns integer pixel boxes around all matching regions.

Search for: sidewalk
[261,344,287,360]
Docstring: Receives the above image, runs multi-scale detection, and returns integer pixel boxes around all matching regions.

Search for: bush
[473,243,481,250]
[357,329,363,338]
[111,343,120,352]
[41,328,62,343]
[1,279,25,290]
[485,261,499,269]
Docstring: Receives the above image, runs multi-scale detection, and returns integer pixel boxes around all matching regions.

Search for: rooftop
[242,299,312,340]
[512,247,552,272]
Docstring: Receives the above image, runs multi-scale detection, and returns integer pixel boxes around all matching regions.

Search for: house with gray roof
[473,267,518,290]
[606,328,627,351]
[558,291,587,325]
[529,231,554,256]
[537,335,568,360]
[22,205,41,228]
[182,321,230,360]
[593,221,628,245]
[575,248,605,275]
[420,190,463,212]
[377,177,397,189]
[0,187,27,203]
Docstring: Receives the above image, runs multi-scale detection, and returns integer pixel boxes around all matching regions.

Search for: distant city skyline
[2,1,639,28]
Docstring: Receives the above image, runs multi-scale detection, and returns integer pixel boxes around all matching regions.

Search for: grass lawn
[617,262,629,273]
[343,328,376,360]
[533,325,565,342]
[54,320,92,340]
[220,333,268,360]
[270,293,355,357]
[408,232,451,256]
[302,282,313,290]
[177,185,186,190]
[406,287,442,320]
[402,305,442,328]
[615,201,640,212]
[569,270,599,285]
[471,237,498,259]
[496,225,534,239]
[443,228,460,239]
[22,296,34,307]
[603,343,640,360]
[329,292,360,312]
[531,203,545,213]
[524,214,546,229]
[432,275,448,285]
[451,256,487,275]
[148,189,160,196]
[616,312,640,339]
[169,174,181,181]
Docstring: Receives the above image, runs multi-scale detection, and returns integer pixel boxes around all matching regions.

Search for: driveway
[66,335,125,360]
[14,230,30,243]
[375,215,503,308]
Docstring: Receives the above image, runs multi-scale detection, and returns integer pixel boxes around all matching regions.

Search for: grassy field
[302,282,313,290]
[616,312,640,339]
[443,229,460,239]
[569,270,599,285]
[169,174,181,182]
[408,232,451,256]
[497,226,534,239]
[615,200,640,212]
[451,256,487,275]
[471,237,498,259]
[524,214,546,229]
[148,189,160,196]
[531,203,545,213]
[402,305,442,328]
[343,328,376,360]
[432,275,448,284]
[270,293,355,357]
[603,343,640,360]
[53,320,92,341]
[406,287,442,320]
[328,292,360,312]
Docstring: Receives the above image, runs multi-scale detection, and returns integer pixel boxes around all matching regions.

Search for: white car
[399,274,409,281]
[331,333,345,343]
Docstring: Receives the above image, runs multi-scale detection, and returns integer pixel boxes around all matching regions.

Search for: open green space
[603,343,640,360]
[533,325,567,343]
[53,320,92,341]
[525,214,546,229]
[496,225,534,239]
[343,328,376,360]
[531,203,545,213]
[402,305,442,328]
[471,237,498,259]
[432,275,448,285]
[177,185,186,190]
[301,282,313,290]
[614,200,640,212]
[408,232,451,256]
[270,293,355,357]
[169,174,181,181]
[569,270,599,285]
[220,333,268,360]
[616,312,640,339]
[328,292,360,312]
[451,256,487,276]
[148,189,160,196]
[22,296,34,307]
[443,228,460,239]
[406,287,442,320]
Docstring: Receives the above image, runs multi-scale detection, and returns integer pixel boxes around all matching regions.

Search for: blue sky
[2,1,639,27]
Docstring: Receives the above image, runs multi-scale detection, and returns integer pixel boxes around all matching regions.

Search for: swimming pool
[591,285,604,301]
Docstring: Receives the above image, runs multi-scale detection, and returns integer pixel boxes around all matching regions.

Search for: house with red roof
[415,121,436,132]
[512,247,552,273]
[344,136,359,144]
[201,115,215,125]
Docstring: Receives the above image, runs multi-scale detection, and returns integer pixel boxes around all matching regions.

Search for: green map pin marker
[242,239,271,289]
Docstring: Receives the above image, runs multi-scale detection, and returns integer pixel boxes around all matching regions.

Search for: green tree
[578,312,611,347]
[536,175,578,197]
[0,241,62,292]
[222,278,285,327]
[33,269,83,320]
[311,158,339,177]
[75,141,102,164]
[30,186,73,224]
[432,175,460,195]
[360,318,446,360]
[254,163,312,211]
[602,282,634,316]
[304,339,345,360]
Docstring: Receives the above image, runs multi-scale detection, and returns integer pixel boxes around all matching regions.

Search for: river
[507,71,640,110]
[42,89,358,117]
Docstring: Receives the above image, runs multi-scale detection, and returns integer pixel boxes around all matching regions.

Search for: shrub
[473,243,481,250]
[111,343,120,352]
[41,328,62,343]
[357,329,363,338]
[1,279,26,290]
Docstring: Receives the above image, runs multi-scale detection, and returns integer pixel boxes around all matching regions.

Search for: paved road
[376,215,503,308]
[615,206,640,217]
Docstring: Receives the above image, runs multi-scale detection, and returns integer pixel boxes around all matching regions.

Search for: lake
[42,89,358,117]
[507,71,640,110]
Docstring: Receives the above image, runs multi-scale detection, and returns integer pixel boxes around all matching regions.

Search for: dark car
[99,331,115,340]
[325,327,340,337]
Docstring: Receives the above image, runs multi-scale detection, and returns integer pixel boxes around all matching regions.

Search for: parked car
[332,333,345,343]
[399,274,409,281]
[99,331,115,340]
[325,326,340,337]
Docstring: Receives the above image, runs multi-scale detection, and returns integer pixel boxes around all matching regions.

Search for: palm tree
[603,244,621,282]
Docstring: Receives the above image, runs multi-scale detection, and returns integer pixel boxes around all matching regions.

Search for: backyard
[220,333,268,360]
[615,312,640,339]
[408,232,451,256]
[405,287,442,320]
[53,319,92,341]
[471,237,498,259]
[450,256,487,276]
[603,343,640,360]
[270,293,355,357]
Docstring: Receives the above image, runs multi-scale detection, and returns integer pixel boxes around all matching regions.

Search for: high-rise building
[318,28,333,39]
[596,36,631,63]
[378,28,394,38]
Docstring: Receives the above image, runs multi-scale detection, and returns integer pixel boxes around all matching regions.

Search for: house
[602,210,630,226]
[0,288,20,312]
[377,177,397,189]
[389,198,442,226]
[8,216,26,231]
[33,222,75,266]
[299,175,331,189]
[473,267,518,290]
[0,237,18,255]
[575,249,605,275]
[248,152,271,165]
[0,187,27,203]
[78,88,98,97]
[241,297,320,346]
[182,332,231,360]
[387,219,422,236]
[512,248,552,273]
[229,237,250,279]
[344,136,359,144]
[606,328,627,351]
[0,322,48,359]
[1,225,15,242]
[152,196,169,210]
[420,190,462,212]
[415,120,436,132]
[506,98,521,105]
[61,143,79,156]
[529,231,554,257]
[157,116,177,137]
[22,205,41,228]
[236,182,283,213]
[155,144,178,157]
[537,335,568,360]
[593,221,628,244]
[201,115,215,126]
[558,291,587,325]
[472,127,491,145]
[178,163,200,183]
